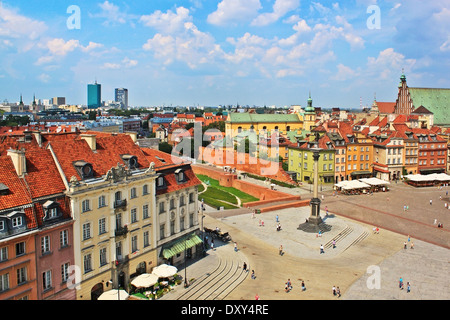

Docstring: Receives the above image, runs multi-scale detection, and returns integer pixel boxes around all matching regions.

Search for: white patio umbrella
[151,264,178,278]
[131,273,159,288]
[97,289,129,300]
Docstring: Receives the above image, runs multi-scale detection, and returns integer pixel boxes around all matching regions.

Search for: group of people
[332,285,341,298]
[399,277,411,293]
[284,279,306,293]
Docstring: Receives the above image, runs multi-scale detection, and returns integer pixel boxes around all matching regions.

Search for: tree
[158,142,173,154]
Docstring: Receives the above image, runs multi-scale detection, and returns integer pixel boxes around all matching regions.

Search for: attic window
[0,183,9,196]
[43,201,60,220]
[121,155,139,169]
[155,156,166,163]
[73,161,94,180]
[175,169,186,183]
[156,174,166,188]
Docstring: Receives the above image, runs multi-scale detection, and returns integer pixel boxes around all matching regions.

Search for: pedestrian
[279,245,283,256]
[255,293,259,300]
[332,240,336,249]
[243,262,247,272]
[407,282,411,293]
[399,277,403,290]
[234,242,238,252]
[276,215,279,223]
[285,279,292,292]
[430,199,432,205]
[434,219,437,225]
[404,241,407,249]
[325,206,329,216]
[336,287,341,298]
[211,239,215,251]
[301,280,306,291]
[251,270,256,280]
[320,244,324,254]
[332,285,336,296]
[410,242,414,249]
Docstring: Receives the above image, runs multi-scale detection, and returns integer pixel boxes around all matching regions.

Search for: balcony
[115,225,128,237]
[114,199,127,210]
[114,254,129,267]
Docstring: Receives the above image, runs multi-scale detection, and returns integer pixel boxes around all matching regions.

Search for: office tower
[53,97,66,106]
[88,81,102,109]
[115,88,128,109]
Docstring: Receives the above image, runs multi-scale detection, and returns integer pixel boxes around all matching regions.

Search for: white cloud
[37,73,50,83]
[251,0,300,26]
[36,38,103,65]
[331,64,359,81]
[0,4,47,40]
[140,7,192,34]
[439,35,450,52]
[93,1,133,26]
[367,48,416,80]
[207,0,261,26]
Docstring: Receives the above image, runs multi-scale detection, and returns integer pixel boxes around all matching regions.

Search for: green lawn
[196,174,259,208]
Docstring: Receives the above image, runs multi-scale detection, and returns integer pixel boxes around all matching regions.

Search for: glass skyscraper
[88,81,101,109]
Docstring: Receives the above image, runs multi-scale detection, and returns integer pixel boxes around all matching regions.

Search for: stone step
[324,227,354,249]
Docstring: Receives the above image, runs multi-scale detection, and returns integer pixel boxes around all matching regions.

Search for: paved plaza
[164,178,449,300]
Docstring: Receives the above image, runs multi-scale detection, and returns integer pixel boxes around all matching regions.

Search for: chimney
[32,131,42,147]
[126,132,138,143]
[81,134,97,151]
[7,149,27,177]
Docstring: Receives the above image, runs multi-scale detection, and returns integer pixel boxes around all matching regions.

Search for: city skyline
[0,0,449,108]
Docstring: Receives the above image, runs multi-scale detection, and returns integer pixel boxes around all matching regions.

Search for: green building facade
[288,142,335,185]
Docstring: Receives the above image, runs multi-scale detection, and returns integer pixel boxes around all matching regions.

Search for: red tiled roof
[48,132,151,181]
[377,102,396,114]
[0,155,32,210]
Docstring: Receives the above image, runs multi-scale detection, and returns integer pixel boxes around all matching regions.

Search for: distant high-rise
[53,97,66,106]
[88,81,102,109]
[115,88,128,109]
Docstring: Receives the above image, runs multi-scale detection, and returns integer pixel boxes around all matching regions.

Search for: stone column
[309,149,322,225]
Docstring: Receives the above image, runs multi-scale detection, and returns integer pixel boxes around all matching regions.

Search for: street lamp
[184,236,189,288]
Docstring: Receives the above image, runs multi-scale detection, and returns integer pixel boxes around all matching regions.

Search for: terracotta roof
[0,155,32,210]
[48,132,151,181]
[377,102,396,114]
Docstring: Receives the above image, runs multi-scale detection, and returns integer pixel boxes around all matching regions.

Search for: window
[131,208,137,223]
[16,267,26,285]
[170,221,175,235]
[304,163,307,169]
[82,200,90,213]
[1,273,9,292]
[170,198,175,210]
[157,176,165,187]
[366,155,369,161]
[179,195,185,207]
[12,216,22,228]
[82,223,91,241]
[130,187,137,199]
[99,248,107,267]
[160,224,165,240]
[143,204,149,219]
[360,155,364,161]
[15,242,25,256]
[61,263,70,282]
[323,164,327,171]
[180,216,185,231]
[159,202,165,214]
[43,270,52,290]
[83,254,92,273]
[98,196,106,208]
[98,218,106,235]
[348,155,351,161]
[41,236,51,255]
[348,164,351,170]
[143,231,150,248]
[353,155,357,161]
[323,154,327,160]
[0,247,7,262]
[0,221,4,231]
[189,193,194,203]
[60,230,68,248]
[143,184,149,195]
[189,214,194,227]
[48,207,58,219]
[353,164,356,170]
[329,164,332,170]
[132,235,138,253]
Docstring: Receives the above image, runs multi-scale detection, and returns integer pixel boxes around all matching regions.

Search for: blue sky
[0,0,449,108]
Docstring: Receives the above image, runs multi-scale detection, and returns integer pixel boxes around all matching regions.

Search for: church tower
[395,70,414,115]
[303,92,316,131]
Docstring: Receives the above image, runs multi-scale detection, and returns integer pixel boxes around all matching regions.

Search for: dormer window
[0,183,9,196]
[156,174,166,189]
[43,200,60,220]
[175,169,186,183]
[73,161,94,180]
[121,155,139,170]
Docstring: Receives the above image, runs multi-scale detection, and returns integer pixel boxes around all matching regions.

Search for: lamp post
[184,235,189,288]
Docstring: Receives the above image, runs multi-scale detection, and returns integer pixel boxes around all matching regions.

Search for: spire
[306,91,314,113]
[400,68,406,82]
